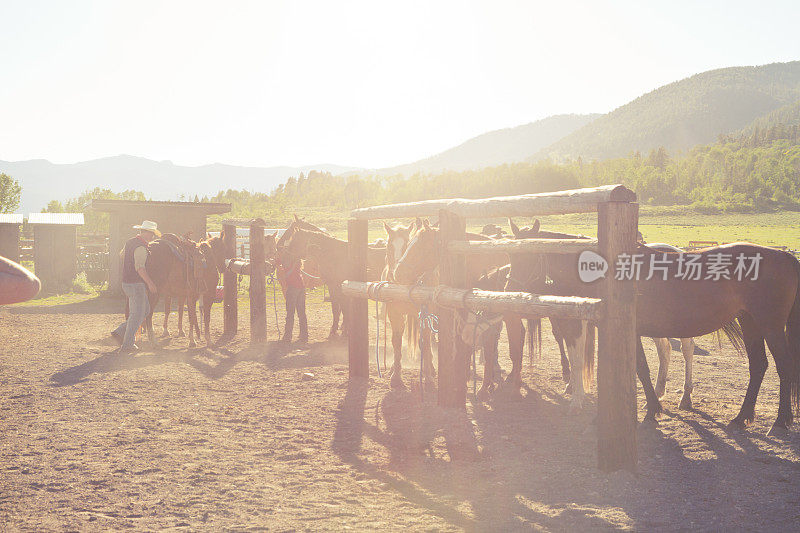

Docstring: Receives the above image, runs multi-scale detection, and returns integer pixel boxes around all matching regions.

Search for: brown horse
[381,220,431,389]
[0,255,40,304]
[505,219,800,435]
[143,234,223,348]
[282,226,385,339]
[392,219,525,397]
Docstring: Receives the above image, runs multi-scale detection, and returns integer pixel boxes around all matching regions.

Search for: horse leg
[422,327,436,391]
[162,296,171,337]
[504,316,524,390]
[187,297,199,348]
[556,331,570,385]
[637,336,663,422]
[203,293,213,345]
[389,310,406,390]
[328,296,340,339]
[478,323,501,400]
[144,291,159,348]
[678,338,694,410]
[177,296,186,337]
[729,313,767,430]
[653,337,671,399]
[764,330,794,435]
[565,320,587,413]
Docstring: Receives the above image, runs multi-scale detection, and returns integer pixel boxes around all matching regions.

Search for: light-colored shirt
[134,246,148,271]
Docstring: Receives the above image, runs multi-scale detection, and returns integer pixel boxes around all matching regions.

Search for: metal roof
[27,212,85,225]
[0,214,23,224]
[89,199,231,214]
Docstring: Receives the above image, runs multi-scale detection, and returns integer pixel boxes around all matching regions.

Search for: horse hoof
[726,418,747,432]
[767,423,789,437]
[189,341,197,348]
[563,382,573,396]
[568,401,583,415]
[640,416,659,428]
[177,331,186,338]
[679,396,693,410]
[390,374,406,390]
[477,386,491,401]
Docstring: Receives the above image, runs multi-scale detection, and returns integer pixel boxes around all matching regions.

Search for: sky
[1,0,798,170]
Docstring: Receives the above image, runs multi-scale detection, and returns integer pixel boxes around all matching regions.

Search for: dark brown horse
[143,233,223,348]
[392,219,526,397]
[282,227,385,339]
[505,219,800,435]
[0,255,40,304]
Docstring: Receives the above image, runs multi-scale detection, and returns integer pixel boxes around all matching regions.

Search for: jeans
[284,286,307,340]
[113,282,150,349]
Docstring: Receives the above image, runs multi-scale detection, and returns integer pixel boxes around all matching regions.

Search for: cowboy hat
[132,220,161,237]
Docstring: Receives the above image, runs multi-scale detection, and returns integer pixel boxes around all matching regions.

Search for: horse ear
[383,221,393,235]
[293,214,300,222]
[509,218,521,238]
[531,219,540,233]
[415,217,423,229]
[422,218,431,230]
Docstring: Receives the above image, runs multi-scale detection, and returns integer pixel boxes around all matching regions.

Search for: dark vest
[122,236,148,284]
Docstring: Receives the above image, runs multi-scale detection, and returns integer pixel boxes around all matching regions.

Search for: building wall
[33,225,77,290]
[0,225,20,263]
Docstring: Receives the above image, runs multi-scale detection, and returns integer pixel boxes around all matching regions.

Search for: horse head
[505,218,546,293]
[204,233,227,273]
[383,221,414,277]
[393,218,438,284]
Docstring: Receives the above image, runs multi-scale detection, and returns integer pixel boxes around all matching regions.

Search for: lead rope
[267,270,282,338]
[368,281,389,378]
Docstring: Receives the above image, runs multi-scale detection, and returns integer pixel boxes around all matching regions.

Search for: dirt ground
[2,291,800,532]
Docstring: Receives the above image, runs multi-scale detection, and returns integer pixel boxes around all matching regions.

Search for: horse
[392,219,527,397]
[381,220,432,389]
[276,215,384,338]
[0,255,40,304]
[505,219,800,435]
[143,233,223,348]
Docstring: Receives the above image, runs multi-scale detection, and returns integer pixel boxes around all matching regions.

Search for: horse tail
[526,318,541,366]
[720,318,745,357]
[405,311,417,360]
[583,322,596,391]
[786,258,800,416]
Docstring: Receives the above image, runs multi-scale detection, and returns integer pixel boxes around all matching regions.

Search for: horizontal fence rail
[341,280,603,322]
[350,184,635,220]
[448,237,599,255]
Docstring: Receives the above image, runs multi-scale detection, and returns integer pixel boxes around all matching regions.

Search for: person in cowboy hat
[111,220,160,354]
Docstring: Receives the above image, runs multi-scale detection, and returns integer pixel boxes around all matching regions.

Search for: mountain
[376,114,599,176]
[536,61,800,162]
[0,155,361,214]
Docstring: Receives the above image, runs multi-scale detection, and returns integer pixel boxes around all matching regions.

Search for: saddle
[159,233,211,294]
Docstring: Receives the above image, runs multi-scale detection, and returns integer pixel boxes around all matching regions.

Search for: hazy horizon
[2,0,799,170]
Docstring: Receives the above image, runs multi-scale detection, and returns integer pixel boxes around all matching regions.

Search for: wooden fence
[342,184,639,472]
[221,219,268,343]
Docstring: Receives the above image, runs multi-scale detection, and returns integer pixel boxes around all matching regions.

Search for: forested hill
[536,61,800,162]
[377,114,599,176]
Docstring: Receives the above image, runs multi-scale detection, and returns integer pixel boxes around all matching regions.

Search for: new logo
[578,250,608,282]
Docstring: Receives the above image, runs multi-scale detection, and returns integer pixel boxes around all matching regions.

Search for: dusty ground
[2,291,800,531]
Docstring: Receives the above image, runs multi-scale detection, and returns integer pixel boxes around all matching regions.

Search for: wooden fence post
[249,220,267,343]
[597,201,639,472]
[348,218,369,379]
[223,222,238,337]
[437,209,467,409]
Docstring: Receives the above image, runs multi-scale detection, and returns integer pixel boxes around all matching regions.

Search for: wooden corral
[0,214,23,263]
[343,184,639,472]
[27,213,85,291]
[89,200,231,293]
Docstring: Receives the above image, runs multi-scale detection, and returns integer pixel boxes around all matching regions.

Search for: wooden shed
[28,212,85,291]
[0,214,23,263]
[89,200,231,293]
